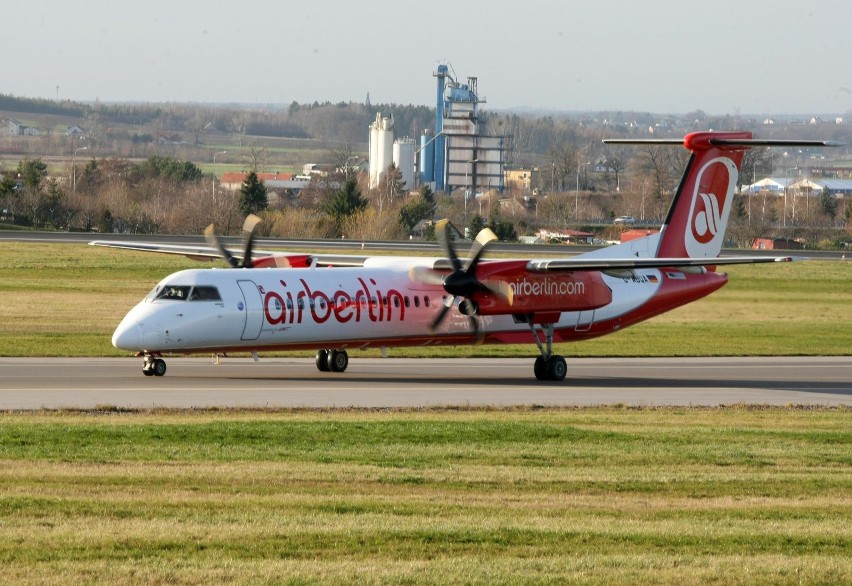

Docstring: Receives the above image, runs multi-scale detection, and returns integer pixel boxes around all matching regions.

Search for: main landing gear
[528,322,567,381]
[142,355,167,377]
[315,349,349,373]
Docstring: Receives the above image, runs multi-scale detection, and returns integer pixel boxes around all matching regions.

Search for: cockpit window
[189,286,222,301]
[155,285,192,301]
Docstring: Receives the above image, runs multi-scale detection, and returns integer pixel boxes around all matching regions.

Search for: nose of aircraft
[112,319,142,350]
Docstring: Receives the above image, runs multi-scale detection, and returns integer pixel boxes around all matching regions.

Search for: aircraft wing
[524,255,799,272]
[88,240,371,267]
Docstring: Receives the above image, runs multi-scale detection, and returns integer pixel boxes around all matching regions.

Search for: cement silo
[419,129,435,188]
[368,112,394,189]
[393,138,416,191]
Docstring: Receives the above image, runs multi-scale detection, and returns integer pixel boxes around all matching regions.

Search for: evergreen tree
[398,190,434,234]
[238,171,268,217]
[418,184,436,214]
[467,214,486,238]
[488,217,518,242]
[17,158,48,190]
[819,187,838,221]
[324,178,367,235]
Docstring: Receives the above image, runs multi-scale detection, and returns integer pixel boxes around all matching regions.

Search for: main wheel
[327,349,349,373]
[152,358,167,377]
[533,356,548,381]
[547,355,567,381]
[315,349,330,372]
[142,364,155,377]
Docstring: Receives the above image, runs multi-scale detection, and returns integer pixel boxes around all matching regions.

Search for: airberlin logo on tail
[692,191,723,244]
[684,156,738,258]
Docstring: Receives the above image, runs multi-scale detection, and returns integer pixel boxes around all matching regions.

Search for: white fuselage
[112,260,685,355]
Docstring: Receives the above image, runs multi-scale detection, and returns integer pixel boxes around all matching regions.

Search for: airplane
[92,131,839,381]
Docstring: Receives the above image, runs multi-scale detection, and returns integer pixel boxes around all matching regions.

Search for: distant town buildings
[2,118,39,136]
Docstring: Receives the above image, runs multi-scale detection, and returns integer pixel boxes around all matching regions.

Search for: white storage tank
[368,113,394,189]
[393,138,416,191]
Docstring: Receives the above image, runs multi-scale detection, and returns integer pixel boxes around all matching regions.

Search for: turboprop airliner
[92,131,838,380]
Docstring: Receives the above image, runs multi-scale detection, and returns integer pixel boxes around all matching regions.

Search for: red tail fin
[604,133,842,259]
[657,131,750,259]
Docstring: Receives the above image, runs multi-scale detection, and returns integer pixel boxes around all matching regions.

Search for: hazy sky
[7,0,852,115]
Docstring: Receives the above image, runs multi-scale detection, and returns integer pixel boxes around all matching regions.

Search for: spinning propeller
[204,214,262,268]
[409,219,513,341]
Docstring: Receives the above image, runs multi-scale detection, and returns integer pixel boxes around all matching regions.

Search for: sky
[6,0,852,115]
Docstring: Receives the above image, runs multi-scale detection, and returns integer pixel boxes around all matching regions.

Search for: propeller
[409,219,513,340]
[204,214,262,268]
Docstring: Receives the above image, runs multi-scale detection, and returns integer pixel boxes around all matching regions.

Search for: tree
[819,187,838,223]
[398,194,433,234]
[324,178,367,236]
[238,171,268,217]
[135,156,202,182]
[467,214,486,238]
[488,216,518,242]
[17,158,48,190]
[374,162,404,212]
[418,184,436,214]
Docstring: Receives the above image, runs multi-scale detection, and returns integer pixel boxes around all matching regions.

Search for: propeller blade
[428,296,455,332]
[204,223,239,268]
[240,214,262,268]
[467,228,498,271]
[409,265,446,286]
[469,315,485,345]
[480,279,514,305]
[435,219,462,272]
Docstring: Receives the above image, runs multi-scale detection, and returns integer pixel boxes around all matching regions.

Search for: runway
[0,356,849,409]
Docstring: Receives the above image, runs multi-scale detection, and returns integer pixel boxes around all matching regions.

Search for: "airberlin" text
[510,277,586,297]
[263,278,406,325]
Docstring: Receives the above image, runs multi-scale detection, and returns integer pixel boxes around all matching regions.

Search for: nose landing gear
[142,355,167,377]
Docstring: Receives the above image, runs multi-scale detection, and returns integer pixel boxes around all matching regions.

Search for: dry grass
[0,407,849,584]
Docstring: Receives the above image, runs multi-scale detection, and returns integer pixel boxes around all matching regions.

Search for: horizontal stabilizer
[603,138,843,148]
[525,255,799,272]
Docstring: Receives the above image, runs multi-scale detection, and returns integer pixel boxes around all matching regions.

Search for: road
[0,356,849,410]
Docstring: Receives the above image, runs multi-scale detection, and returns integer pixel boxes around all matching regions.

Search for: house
[2,118,39,136]
[504,168,532,191]
[752,237,804,251]
[790,178,852,197]
[65,125,85,136]
[740,177,789,194]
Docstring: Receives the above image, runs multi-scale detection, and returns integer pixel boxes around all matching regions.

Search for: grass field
[0,241,850,357]
[0,407,849,584]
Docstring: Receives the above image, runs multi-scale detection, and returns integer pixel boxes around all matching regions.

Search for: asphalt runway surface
[0,356,849,409]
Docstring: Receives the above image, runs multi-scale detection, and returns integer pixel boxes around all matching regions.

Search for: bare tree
[245,143,268,173]
[546,143,578,192]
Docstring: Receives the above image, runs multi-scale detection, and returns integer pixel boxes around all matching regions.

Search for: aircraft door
[237,280,263,340]
[576,310,594,332]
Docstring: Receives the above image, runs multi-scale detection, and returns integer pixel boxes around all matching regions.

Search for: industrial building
[368,64,506,196]
[420,64,505,195]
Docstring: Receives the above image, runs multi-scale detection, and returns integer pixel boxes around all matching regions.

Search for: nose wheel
[142,356,167,377]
